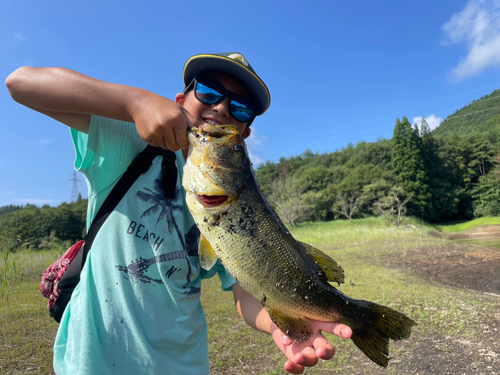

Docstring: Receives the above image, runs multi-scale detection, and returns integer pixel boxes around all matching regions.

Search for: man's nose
[212,97,231,118]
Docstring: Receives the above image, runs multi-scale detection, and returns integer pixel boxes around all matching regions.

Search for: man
[6,52,351,374]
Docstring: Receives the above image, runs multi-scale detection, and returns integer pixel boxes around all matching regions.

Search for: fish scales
[182,124,416,367]
[199,186,344,321]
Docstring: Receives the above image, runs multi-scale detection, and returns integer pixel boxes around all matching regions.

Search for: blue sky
[1,0,500,207]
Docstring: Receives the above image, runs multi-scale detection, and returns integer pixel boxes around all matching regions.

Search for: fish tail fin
[350,302,416,367]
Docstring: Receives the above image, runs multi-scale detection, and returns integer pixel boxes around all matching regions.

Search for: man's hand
[131,91,202,151]
[233,284,352,374]
[271,320,352,374]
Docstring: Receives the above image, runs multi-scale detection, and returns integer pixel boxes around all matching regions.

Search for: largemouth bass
[182,124,416,367]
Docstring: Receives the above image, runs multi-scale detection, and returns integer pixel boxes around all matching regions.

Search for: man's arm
[5,66,198,150]
[232,283,352,375]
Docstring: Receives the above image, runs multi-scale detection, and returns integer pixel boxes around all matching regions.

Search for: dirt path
[418,228,500,295]
[412,245,500,295]
[380,228,500,375]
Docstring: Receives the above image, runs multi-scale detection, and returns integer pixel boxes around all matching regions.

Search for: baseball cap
[183,52,270,116]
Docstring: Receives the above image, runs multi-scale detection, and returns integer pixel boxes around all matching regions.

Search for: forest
[256,89,500,226]
[0,198,87,251]
[1,89,500,250]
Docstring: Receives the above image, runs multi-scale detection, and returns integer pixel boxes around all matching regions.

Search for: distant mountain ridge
[432,88,500,137]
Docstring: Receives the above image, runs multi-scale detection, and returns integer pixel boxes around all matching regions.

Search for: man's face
[175,72,252,140]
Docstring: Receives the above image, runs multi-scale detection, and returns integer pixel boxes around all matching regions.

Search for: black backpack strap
[82,145,162,266]
[51,145,164,323]
[161,149,178,199]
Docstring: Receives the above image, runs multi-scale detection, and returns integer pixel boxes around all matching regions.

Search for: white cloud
[244,126,267,166]
[442,0,500,82]
[245,126,266,149]
[37,139,55,146]
[14,33,27,42]
[413,115,443,131]
[247,152,264,166]
[14,198,59,205]
[0,190,18,195]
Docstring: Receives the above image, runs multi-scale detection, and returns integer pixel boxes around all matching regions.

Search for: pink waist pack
[40,240,85,312]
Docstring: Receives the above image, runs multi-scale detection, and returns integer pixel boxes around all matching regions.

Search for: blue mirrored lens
[196,80,255,123]
[230,101,254,123]
[196,82,223,104]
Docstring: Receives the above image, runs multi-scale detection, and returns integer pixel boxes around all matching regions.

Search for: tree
[443,132,499,219]
[288,149,317,173]
[297,166,334,192]
[448,133,495,186]
[302,189,334,221]
[56,203,82,241]
[268,176,311,227]
[419,116,457,222]
[0,205,24,217]
[255,160,279,197]
[338,164,388,194]
[391,117,431,219]
[362,178,393,215]
[468,133,495,177]
[278,159,290,178]
[472,170,500,217]
[0,199,88,250]
[332,192,363,222]
[373,185,412,227]
[494,153,500,179]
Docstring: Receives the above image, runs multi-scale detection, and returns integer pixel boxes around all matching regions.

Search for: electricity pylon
[68,171,83,202]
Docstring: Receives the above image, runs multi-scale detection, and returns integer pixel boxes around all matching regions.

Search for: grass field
[1,217,499,374]
[432,216,500,232]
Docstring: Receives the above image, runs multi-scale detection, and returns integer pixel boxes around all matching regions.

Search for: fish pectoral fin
[267,307,314,344]
[198,234,218,270]
[299,242,345,285]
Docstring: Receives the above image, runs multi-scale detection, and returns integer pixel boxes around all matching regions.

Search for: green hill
[432,88,500,137]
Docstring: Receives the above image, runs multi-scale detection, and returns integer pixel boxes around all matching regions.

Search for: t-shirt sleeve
[200,260,237,291]
[71,115,146,225]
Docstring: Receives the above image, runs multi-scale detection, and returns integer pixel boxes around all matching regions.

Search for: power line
[262,102,500,158]
[444,103,500,121]
[261,89,500,153]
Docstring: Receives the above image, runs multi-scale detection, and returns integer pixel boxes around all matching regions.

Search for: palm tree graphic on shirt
[115,178,200,295]
[137,177,184,238]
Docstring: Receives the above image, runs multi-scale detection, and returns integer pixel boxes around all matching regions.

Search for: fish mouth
[196,194,229,207]
[187,124,239,139]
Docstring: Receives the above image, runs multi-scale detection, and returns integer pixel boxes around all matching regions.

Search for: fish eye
[233,144,244,152]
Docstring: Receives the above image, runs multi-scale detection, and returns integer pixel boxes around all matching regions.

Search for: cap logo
[228,53,249,67]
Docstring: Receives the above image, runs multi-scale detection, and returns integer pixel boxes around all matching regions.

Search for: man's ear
[241,126,251,140]
[175,93,186,106]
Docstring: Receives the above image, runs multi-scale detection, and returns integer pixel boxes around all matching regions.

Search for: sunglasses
[185,77,256,123]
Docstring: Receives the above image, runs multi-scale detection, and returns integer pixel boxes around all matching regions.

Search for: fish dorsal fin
[299,241,345,285]
[199,234,218,270]
[266,307,314,344]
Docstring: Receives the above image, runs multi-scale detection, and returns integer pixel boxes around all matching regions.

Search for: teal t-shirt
[53,116,236,375]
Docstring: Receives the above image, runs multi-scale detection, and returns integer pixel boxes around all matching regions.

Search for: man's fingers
[183,107,204,129]
[333,323,352,339]
[282,335,292,346]
[314,321,352,339]
[169,109,198,149]
[292,347,318,367]
[312,335,335,360]
[163,117,188,151]
[177,125,190,148]
[284,360,305,374]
